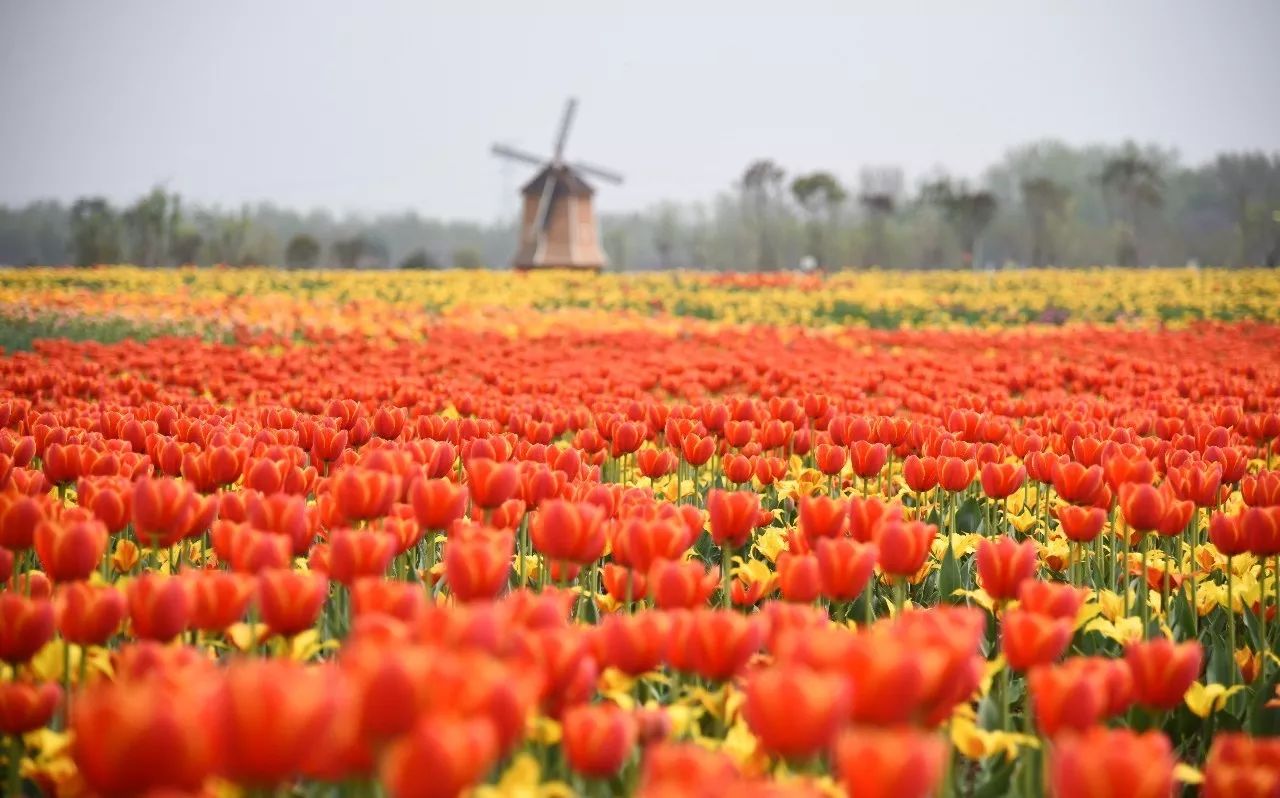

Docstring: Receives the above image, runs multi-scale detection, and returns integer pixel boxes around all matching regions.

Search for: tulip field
[2,265,1280,798]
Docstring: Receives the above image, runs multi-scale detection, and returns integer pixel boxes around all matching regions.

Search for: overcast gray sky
[2,1,1278,222]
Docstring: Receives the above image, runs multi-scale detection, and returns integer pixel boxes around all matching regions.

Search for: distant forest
[2,139,1278,271]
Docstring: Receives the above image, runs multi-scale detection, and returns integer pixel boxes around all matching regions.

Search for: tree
[332,235,387,269]
[122,187,181,267]
[1211,152,1276,265]
[858,167,902,267]
[741,159,786,271]
[652,203,682,269]
[922,179,998,269]
[202,207,254,266]
[1099,144,1164,266]
[169,230,203,265]
[451,247,484,269]
[1021,177,1070,266]
[399,249,440,270]
[69,198,122,267]
[790,172,847,268]
[284,234,321,269]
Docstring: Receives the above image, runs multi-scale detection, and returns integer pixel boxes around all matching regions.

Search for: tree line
[1,139,1277,270]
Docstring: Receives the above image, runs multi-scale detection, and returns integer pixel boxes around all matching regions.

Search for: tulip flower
[1048,728,1174,798]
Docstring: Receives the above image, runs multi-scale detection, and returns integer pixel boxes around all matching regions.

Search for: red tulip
[742,665,851,760]
[465,458,519,510]
[213,660,338,787]
[327,529,398,586]
[1125,638,1202,710]
[1203,733,1280,798]
[648,559,718,609]
[1056,504,1106,543]
[258,569,329,637]
[682,608,764,681]
[980,462,1026,499]
[594,611,671,676]
[975,537,1037,601]
[875,520,936,578]
[706,489,761,549]
[776,551,822,604]
[0,679,60,735]
[1001,608,1072,671]
[814,537,878,602]
[530,499,606,564]
[834,727,946,798]
[381,714,499,798]
[72,679,221,796]
[56,582,126,646]
[188,570,255,632]
[1048,728,1174,798]
[0,593,54,664]
[562,702,637,778]
[444,526,513,602]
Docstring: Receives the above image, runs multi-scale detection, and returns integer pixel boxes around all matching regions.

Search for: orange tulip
[562,702,638,778]
[1056,504,1106,543]
[465,458,519,510]
[1001,608,1072,671]
[833,727,946,798]
[937,456,977,492]
[1244,505,1280,556]
[648,559,718,609]
[1018,580,1086,620]
[902,455,939,493]
[258,568,329,637]
[875,519,936,577]
[0,593,54,664]
[975,537,1037,601]
[188,570,255,632]
[848,496,902,543]
[1203,733,1280,798]
[444,526,513,602]
[980,462,1026,499]
[814,537,878,602]
[0,488,45,551]
[742,665,851,761]
[34,510,108,582]
[327,528,398,586]
[1119,483,1168,532]
[1029,657,1132,737]
[72,679,221,796]
[76,475,132,534]
[798,494,848,539]
[594,611,671,675]
[0,679,60,735]
[706,489,761,549]
[1051,461,1106,505]
[1209,511,1250,556]
[381,713,499,798]
[1048,728,1174,798]
[1125,638,1202,710]
[55,582,126,646]
[530,499,606,564]
[682,608,764,681]
[213,660,339,787]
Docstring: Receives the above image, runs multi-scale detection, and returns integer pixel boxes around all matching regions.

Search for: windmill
[491,98,623,271]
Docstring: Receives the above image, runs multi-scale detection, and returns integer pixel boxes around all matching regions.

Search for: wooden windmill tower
[491,98,623,271]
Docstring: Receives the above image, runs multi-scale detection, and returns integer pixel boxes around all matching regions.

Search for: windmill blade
[491,143,547,167]
[552,97,578,163]
[570,160,624,185]
[531,171,559,257]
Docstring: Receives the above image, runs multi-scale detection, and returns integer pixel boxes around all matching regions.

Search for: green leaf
[939,539,963,605]
[955,497,984,534]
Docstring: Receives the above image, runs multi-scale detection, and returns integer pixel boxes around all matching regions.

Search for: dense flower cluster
[0,268,1279,796]
[1,266,1278,341]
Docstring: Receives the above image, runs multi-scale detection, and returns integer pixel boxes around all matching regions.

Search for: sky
[2,1,1278,223]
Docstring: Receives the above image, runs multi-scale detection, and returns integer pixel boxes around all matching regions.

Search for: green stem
[999,663,1011,732]
[1227,554,1237,687]
[721,544,734,609]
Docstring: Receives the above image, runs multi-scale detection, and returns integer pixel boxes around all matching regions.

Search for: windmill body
[492,99,622,271]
